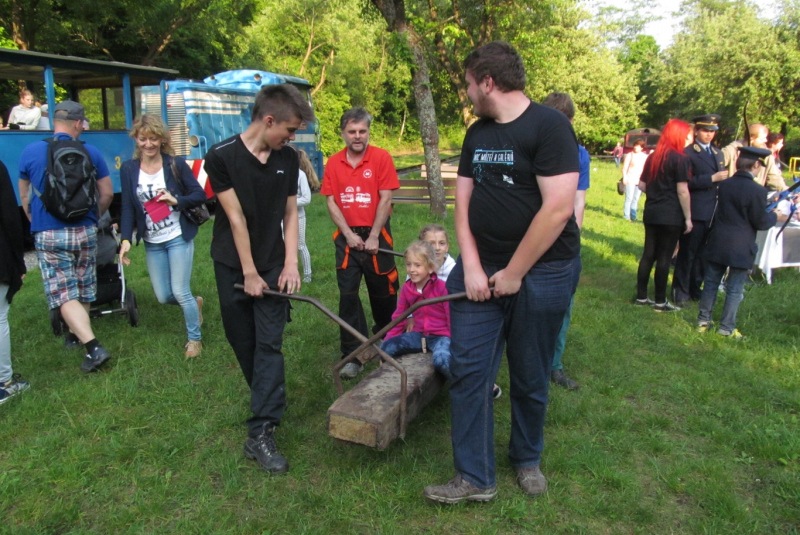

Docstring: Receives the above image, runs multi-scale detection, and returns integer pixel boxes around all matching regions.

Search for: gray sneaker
[0,374,30,405]
[423,473,497,504]
[517,465,547,496]
[339,362,364,379]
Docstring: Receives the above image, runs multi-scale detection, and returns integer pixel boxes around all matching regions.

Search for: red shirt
[321,144,399,227]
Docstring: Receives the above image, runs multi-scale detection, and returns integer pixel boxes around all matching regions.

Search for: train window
[76,87,127,130]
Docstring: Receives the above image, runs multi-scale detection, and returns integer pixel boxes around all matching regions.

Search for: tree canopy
[4,0,800,154]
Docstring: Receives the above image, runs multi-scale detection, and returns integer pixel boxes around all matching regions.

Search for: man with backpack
[18,101,114,373]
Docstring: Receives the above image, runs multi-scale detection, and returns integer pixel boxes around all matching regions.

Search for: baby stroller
[50,212,139,335]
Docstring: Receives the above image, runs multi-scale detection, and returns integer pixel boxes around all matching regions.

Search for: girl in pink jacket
[382,241,452,380]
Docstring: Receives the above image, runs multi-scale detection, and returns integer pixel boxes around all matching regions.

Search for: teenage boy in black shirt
[205,84,315,475]
[424,41,581,503]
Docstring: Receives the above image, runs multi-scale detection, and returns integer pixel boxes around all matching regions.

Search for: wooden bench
[394,163,458,204]
[328,352,445,449]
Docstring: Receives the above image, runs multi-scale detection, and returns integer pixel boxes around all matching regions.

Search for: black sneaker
[244,429,289,475]
[634,298,655,306]
[64,332,82,349]
[551,369,579,390]
[81,344,111,373]
[653,301,681,312]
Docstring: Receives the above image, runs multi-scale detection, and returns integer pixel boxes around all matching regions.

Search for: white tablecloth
[755,223,800,283]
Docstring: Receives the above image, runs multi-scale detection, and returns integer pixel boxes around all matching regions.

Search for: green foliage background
[3,0,800,153]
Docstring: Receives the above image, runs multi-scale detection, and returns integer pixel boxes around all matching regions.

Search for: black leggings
[637,223,683,303]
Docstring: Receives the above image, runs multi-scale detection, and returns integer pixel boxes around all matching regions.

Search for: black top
[0,160,26,303]
[704,171,776,269]
[684,143,726,222]
[642,150,691,226]
[205,135,299,272]
[457,102,581,266]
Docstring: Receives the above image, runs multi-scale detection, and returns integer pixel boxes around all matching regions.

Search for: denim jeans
[381,332,451,381]
[144,236,201,341]
[446,255,578,489]
[552,256,582,371]
[0,284,12,383]
[697,261,748,334]
[623,183,642,220]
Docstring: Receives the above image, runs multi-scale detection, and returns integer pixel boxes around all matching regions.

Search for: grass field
[2,159,799,534]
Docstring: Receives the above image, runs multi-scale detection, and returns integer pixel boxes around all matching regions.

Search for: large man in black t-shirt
[205,84,315,475]
[424,41,581,503]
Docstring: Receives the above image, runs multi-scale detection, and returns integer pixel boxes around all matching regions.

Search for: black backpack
[34,137,98,222]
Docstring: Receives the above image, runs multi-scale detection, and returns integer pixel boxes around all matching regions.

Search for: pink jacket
[385,274,450,340]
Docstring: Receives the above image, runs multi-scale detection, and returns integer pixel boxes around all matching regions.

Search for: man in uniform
[672,114,728,306]
[321,108,400,379]
[424,41,580,503]
[722,123,787,192]
[697,146,777,339]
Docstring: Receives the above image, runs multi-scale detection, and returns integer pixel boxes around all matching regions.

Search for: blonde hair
[405,240,438,273]
[297,148,320,191]
[129,115,174,159]
[419,223,448,242]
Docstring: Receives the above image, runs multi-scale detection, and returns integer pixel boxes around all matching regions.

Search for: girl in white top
[295,148,320,282]
[622,139,649,221]
[3,90,41,131]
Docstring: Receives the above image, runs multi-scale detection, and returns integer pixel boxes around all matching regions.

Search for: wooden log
[328,352,444,449]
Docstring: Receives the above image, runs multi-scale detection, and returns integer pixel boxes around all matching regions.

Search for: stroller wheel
[50,308,64,336]
[126,289,139,327]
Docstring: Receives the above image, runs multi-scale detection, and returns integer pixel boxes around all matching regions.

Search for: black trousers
[335,223,399,356]
[672,220,710,302]
[637,223,683,303]
[214,261,289,438]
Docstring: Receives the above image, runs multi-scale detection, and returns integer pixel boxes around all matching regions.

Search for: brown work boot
[516,465,547,496]
[423,473,497,504]
[185,340,203,358]
[196,296,204,326]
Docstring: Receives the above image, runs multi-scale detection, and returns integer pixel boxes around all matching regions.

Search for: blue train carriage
[0,49,178,207]
[140,69,323,196]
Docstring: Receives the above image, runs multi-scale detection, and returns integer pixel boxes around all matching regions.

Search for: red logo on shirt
[363,169,373,179]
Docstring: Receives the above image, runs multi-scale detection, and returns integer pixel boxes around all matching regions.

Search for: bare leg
[60,300,94,344]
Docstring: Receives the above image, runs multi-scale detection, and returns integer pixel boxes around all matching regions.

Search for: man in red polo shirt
[321,107,400,378]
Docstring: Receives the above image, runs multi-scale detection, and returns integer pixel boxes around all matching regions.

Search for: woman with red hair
[635,119,694,311]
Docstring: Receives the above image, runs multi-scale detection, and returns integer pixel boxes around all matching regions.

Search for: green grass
[2,160,799,533]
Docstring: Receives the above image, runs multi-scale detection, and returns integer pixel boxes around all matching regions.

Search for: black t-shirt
[205,135,299,271]
[457,102,581,266]
[642,150,690,226]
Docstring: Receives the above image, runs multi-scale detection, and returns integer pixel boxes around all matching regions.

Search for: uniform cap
[693,114,721,131]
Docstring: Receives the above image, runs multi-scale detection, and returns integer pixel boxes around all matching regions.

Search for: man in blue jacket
[673,114,728,306]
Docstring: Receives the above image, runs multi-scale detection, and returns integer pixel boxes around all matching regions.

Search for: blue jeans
[697,261,748,334]
[623,182,642,220]
[552,257,582,370]
[144,236,201,341]
[446,255,578,489]
[381,332,451,381]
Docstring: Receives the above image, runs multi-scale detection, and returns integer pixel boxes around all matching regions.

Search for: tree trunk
[371,0,446,217]
[405,26,446,217]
